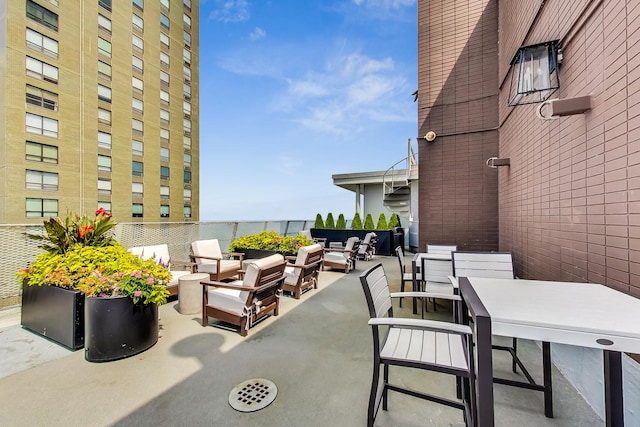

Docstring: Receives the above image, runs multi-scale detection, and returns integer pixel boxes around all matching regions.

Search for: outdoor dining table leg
[604,350,624,427]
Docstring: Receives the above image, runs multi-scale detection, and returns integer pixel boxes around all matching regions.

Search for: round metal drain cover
[229,378,277,412]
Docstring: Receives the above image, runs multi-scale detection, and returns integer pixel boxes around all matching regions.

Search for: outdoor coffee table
[459,277,640,427]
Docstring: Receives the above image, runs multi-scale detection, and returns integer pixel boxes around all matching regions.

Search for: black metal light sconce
[508,41,561,106]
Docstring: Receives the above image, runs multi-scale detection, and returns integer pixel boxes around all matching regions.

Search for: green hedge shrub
[351,213,363,230]
[325,213,335,229]
[364,214,375,230]
[336,214,346,229]
[314,213,324,229]
[376,213,388,230]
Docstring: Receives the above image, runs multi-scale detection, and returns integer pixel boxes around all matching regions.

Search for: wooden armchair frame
[283,245,324,299]
[191,239,245,282]
[201,257,286,337]
[322,237,360,273]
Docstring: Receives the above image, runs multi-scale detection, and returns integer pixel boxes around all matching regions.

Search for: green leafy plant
[336,214,346,229]
[364,214,375,230]
[228,231,313,254]
[389,213,400,228]
[314,213,325,229]
[26,208,115,254]
[325,213,335,229]
[351,213,363,230]
[17,210,170,305]
[376,213,388,230]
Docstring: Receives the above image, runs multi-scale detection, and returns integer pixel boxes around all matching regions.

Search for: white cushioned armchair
[128,244,195,296]
[283,243,323,299]
[191,239,244,282]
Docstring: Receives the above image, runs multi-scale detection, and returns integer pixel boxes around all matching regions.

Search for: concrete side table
[178,273,209,315]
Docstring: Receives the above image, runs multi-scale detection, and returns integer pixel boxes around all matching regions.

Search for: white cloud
[208,0,250,23]
[249,27,266,41]
[272,52,413,134]
[353,0,416,8]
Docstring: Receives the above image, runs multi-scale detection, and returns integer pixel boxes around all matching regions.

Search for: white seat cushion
[324,252,348,264]
[207,281,245,315]
[196,259,241,275]
[168,270,192,287]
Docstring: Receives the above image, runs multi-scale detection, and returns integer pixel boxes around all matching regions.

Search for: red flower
[95,207,112,217]
[79,225,94,238]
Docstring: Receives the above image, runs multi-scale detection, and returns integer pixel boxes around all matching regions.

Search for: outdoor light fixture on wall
[508,41,561,106]
[424,131,436,142]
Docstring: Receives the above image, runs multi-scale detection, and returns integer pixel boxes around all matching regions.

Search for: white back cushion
[191,239,222,265]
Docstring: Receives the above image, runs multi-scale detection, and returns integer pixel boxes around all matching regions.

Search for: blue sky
[198,0,418,221]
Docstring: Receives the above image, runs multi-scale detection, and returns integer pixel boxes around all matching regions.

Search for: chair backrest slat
[451,251,515,279]
[360,263,392,319]
[426,244,457,256]
[422,257,453,283]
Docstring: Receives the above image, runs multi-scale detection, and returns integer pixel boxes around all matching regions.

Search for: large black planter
[21,283,84,350]
[310,229,396,256]
[84,296,158,362]
[235,248,296,259]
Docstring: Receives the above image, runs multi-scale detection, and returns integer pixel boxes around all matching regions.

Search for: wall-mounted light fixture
[486,157,510,168]
[508,41,561,106]
[424,131,437,142]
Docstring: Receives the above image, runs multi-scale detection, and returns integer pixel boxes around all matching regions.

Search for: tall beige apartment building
[0,0,199,224]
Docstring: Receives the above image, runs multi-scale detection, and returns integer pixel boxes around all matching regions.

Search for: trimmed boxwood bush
[314,213,324,229]
[351,213,363,230]
[336,214,346,229]
[389,213,400,228]
[364,214,375,230]
[325,213,335,229]
[376,213,388,230]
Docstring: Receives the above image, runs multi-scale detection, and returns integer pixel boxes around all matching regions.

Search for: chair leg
[368,363,380,427]
[399,279,405,307]
[512,338,518,373]
[382,363,389,410]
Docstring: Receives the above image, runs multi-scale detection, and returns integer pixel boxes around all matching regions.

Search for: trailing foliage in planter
[351,213,363,230]
[314,213,325,229]
[336,214,346,229]
[364,214,375,230]
[389,213,400,228]
[17,209,171,306]
[228,231,313,254]
[325,213,335,229]
[376,213,388,230]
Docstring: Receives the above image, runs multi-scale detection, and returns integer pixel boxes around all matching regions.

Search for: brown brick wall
[497,0,640,293]
[417,0,499,251]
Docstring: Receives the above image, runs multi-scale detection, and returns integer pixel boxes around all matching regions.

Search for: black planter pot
[237,248,278,259]
[84,296,158,362]
[21,283,84,350]
[310,228,395,256]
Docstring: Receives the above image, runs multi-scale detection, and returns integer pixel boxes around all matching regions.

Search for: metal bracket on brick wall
[486,157,510,168]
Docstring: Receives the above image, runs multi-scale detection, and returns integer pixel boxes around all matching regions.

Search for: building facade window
[132,203,143,218]
[98,131,111,149]
[160,32,170,49]
[98,178,111,195]
[184,135,191,149]
[132,118,143,135]
[160,51,169,68]
[132,182,143,198]
[26,169,58,190]
[26,0,58,32]
[26,113,57,137]
[160,128,170,143]
[99,0,112,12]
[183,205,191,218]
[26,197,58,218]
[98,84,111,103]
[98,108,111,125]
[160,185,170,199]
[160,13,170,29]
[98,14,111,34]
[183,100,191,118]
[184,152,191,167]
[183,170,192,184]
[97,201,111,212]
[26,56,58,83]
[183,48,191,65]
[160,166,170,180]
[160,89,170,105]
[184,188,191,201]
[132,76,143,94]
[26,141,57,163]
[132,34,143,53]
[132,139,143,156]
[183,83,191,100]
[183,65,191,83]
[98,37,111,57]
[160,70,170,87]
[183,13,191,27]
[26,28,58,58]
[132,98,143,114]
[98,154,111,172]
[26,85,58,111]
[184,0,191,11]
[132,14,143,32]
[183,30,191,49]
[160,0,169,10]
[132,161,143,176]
[132,56,143,74]
[183,118,191,135]
[133,0,143,11]
[160,147,170,162]
[98,61,112,81]
[160,205,170,218]
[160,109,170,124]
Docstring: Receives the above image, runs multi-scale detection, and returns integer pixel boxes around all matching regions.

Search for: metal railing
[0,220,313,307]
[382,139,417,197]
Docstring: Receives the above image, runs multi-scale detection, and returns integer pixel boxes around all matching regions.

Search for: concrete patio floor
[0,254,603,426]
